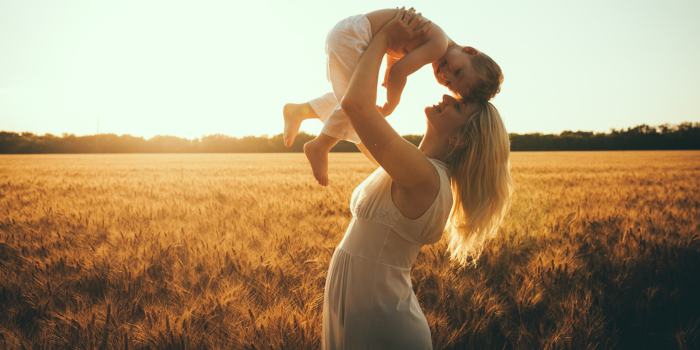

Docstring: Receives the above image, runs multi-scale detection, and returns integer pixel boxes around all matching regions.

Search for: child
[284,7,503,186]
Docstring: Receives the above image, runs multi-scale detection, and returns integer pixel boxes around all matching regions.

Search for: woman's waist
[337,217,422,269]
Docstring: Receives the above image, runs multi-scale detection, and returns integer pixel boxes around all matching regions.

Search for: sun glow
[1,0,698,138]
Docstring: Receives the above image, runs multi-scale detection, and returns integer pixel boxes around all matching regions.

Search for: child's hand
[378,102,397,117]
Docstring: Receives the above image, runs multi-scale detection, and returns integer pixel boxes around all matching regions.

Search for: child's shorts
[318,14,373,144]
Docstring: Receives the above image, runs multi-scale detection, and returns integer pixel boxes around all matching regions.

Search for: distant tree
[1,122,698,153]
[508,122,700,151]
[402,135,423,147]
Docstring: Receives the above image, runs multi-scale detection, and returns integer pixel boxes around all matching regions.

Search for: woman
[322,8,513,349]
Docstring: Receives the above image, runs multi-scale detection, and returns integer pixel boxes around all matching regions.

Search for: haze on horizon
[1,0,699,140]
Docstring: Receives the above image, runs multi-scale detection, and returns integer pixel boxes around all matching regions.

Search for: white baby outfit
[322,159,453,350]
[308,14,373,144]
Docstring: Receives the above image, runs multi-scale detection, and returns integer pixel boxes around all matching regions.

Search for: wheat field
[0,151,699,349]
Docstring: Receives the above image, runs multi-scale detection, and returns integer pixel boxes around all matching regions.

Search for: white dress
[322,159,453,350]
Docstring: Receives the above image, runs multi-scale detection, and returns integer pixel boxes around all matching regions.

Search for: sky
[1,0,699,139]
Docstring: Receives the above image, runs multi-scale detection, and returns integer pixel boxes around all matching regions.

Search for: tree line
[1,122,698,154]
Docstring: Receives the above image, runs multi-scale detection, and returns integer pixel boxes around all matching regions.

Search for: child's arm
[382,54,400,88]
[381,37,448,116]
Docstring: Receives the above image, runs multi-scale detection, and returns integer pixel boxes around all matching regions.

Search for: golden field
[0,151,699,349]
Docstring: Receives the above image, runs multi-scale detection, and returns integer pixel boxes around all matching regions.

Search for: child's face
[432,46,479,98]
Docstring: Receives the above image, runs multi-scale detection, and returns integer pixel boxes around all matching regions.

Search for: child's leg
[283,93,337,147]
[304,14,372,184]
[320,14,371,148]
[303,132,339,187]
[283,103,317,148]
[304,107,352,186]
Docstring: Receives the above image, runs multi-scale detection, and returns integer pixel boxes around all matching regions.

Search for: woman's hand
[379,7,432,54]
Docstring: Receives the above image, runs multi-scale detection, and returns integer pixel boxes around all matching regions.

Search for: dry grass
[0,151,699,349]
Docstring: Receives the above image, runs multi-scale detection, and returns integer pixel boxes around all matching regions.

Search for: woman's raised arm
[341,8,435,189]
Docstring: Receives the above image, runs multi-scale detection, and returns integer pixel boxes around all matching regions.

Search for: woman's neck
[418,131,450,161]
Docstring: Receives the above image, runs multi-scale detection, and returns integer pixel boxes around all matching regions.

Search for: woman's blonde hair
[444,101,513,266]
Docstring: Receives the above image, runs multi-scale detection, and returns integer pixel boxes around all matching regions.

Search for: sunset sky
[1,0,699,139]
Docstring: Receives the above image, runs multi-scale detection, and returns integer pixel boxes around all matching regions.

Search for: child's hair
[444,101,512,266]
[463,51,503,103]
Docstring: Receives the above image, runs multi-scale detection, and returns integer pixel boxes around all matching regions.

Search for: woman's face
[424,95,478,138]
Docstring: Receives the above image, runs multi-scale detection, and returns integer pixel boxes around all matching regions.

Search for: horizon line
[3,121,699,141]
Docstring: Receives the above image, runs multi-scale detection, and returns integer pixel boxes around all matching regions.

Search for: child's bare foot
[304,139,329,186]
[283,103,306,147]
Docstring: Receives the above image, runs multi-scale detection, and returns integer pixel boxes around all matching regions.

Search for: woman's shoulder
[428,158,453,208]
[395,158,451,220]
[388,158,452,244]
[426,158,454,222]
[428,158,451,179]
